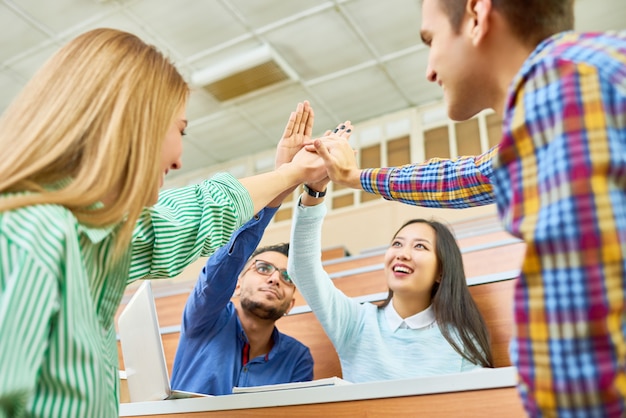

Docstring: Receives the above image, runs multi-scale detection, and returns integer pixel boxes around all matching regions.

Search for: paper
[232,377,351,393]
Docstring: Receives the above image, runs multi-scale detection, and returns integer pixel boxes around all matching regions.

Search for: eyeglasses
[248,259,294,287]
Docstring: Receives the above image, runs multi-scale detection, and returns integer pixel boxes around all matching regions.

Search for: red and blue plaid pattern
[361,146,497,208]
[361,29,626,417]
[495,31,626,417]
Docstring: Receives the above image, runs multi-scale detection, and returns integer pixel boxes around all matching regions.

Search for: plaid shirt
[361,146,497,208]
[361,31,626,417]
[496,31,626,417]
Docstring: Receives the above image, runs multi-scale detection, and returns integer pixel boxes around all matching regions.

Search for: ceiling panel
[188,111,268,160]
[5,43,59,82]
[311,66,410,121]
[575,0,626,32]
[11,0,112,33]
[0,72,23,109]
[128,0,247,59]
[342,0,422,56]
[263,8,373,80]
[0,0,622,184]
[62,9,157,46]
[0,3,49,62]
[177,138,217,175]
[226,0,328,29]
[384,48,443,106]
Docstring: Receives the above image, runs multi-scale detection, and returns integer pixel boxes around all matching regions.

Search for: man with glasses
[170,205,314,395]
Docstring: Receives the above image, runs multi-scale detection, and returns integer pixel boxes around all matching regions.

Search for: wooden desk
[119,367,525,417]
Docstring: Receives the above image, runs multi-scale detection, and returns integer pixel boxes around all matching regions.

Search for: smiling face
[420,0,494,121]
[384,222,440,300]
[236,251,296,321]
[151,104,187,204]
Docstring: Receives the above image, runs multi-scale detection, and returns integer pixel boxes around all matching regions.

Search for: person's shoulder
[276,330,311,353]
[537,31,626,64]
[0,203,79,251]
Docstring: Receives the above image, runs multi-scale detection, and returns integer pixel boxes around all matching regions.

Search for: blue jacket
[170,207,314,395]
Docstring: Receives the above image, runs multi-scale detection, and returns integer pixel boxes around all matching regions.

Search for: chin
[446,90,494,121]
[446,103,481,122]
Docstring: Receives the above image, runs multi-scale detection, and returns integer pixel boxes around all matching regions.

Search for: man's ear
[234,280,242,297]
[467,0,492,46]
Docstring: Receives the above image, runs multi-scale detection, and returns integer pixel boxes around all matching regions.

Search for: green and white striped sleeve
[0,247,59,418]
[128,173,254,282]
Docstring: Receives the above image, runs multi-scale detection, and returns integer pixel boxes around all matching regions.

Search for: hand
[275,100,314,169]
[308,121,361,189]
[303,121,353,191]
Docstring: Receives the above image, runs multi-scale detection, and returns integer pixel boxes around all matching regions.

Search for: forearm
[183,207,279,333]
[361,148,497,209]
[288,199,358,347]
[239,162,315,214]
[130,173,254,281]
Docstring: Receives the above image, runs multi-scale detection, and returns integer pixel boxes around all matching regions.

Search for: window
[455,119,482,157]
[359,144,382,203]
[486,113,503,148]
[424,126,450,159]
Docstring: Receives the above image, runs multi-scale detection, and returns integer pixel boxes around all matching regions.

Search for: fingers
[292,102,304,134]
[303,101,314,137]
[330,120,352,139]
[313,138,332,162]
[280,102,305,138]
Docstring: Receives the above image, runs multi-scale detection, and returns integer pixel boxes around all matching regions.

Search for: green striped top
[0,173,253,417]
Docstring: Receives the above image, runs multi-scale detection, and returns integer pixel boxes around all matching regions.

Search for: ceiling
[1,0,624,184]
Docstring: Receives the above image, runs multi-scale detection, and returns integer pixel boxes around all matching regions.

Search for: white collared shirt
[384,302,436,331]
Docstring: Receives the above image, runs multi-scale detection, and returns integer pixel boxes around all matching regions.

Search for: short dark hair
[250,242,289,259]
[436,0,574,47]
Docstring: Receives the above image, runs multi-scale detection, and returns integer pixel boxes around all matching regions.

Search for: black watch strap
[303,184,327,198]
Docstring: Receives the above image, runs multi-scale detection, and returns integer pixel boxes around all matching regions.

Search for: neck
[485,15,536,117]
[235,303,275,358]
[391,293,431,319]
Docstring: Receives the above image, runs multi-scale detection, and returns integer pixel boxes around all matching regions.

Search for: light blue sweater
[288,200,483,383]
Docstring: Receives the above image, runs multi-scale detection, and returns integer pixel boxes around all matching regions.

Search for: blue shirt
[170,207,314,395]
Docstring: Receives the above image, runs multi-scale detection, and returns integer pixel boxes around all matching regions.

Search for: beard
[240,297,287,321]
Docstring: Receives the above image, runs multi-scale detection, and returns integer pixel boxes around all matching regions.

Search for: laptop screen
[118,281,172,402]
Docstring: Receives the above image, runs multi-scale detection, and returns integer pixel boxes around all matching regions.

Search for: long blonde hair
[0,28,189,254]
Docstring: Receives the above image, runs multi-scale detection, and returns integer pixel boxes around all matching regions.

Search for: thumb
[314,138,332,162]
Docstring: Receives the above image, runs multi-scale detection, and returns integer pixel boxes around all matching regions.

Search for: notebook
[117,280,210,402]
[232,376,351,393]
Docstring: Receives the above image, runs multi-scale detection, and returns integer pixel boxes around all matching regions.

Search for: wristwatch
[303,183,327,198]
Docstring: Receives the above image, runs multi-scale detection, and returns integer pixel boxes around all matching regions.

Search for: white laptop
[118,280,210,402]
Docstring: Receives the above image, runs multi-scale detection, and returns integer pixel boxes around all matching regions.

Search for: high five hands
[305,121,360,189]
[274,100,358,192]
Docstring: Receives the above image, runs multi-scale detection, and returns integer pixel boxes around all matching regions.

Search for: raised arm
[181,206,279,336]
[313,133,497,209]
[288,122,363,351]
[268,100,315,208]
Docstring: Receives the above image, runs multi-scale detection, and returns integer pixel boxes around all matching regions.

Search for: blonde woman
[0,28,324,417]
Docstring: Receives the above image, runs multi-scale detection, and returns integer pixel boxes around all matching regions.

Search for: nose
[396,247,411,260]
[170,158,182,171]
[425,64,437,83]
[266,270,281,285]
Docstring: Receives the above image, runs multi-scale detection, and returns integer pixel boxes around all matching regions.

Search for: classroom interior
[2,0,624,416]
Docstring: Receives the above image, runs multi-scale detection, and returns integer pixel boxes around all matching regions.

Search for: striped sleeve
[360,146,497,209]
[128,173,254,281]
[0,241,60,417]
